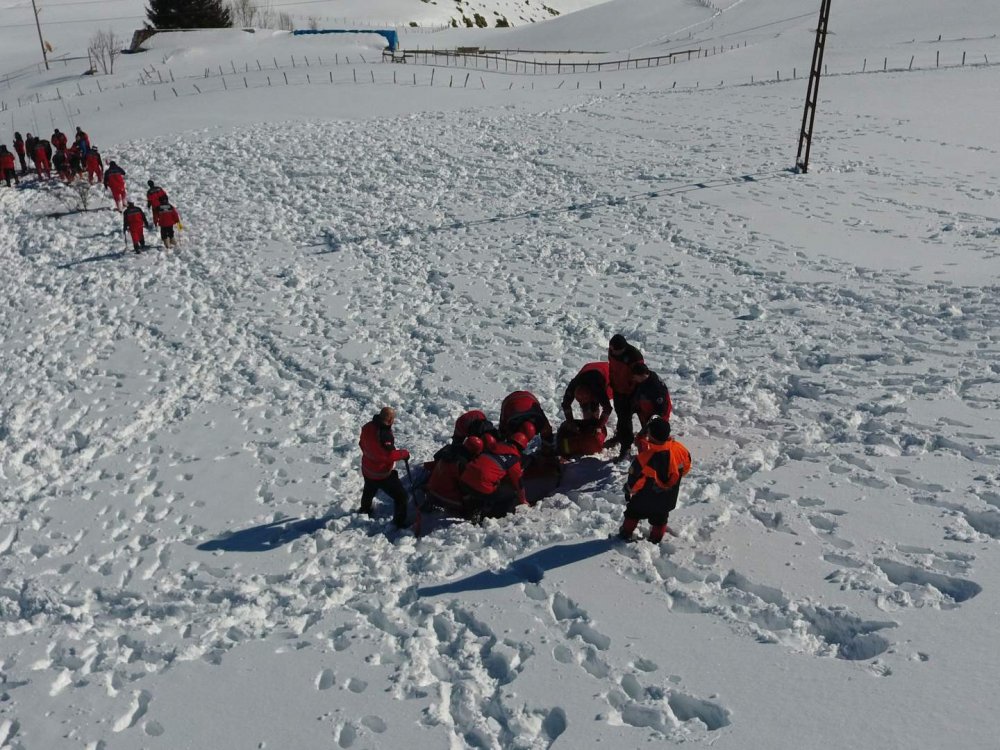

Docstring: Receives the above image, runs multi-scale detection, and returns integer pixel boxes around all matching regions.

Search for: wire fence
[2,45,997,113]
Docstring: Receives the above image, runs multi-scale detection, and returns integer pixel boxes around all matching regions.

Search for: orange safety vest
[630,439,691,494]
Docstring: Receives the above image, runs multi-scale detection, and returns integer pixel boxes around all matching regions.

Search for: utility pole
[31,0,50,71]
[795,0,832,173]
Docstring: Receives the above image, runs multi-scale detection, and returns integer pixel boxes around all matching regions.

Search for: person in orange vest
[153,196,182,249]
[619,418,690,543]
[358,407,411,528]
[0,146,18,187]
[459,431,529,521]
[122,201,152,251]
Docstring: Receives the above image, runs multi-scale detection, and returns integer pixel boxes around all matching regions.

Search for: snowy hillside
[2,1,1000,749]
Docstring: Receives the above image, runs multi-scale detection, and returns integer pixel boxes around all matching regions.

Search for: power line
[0,14,143,29]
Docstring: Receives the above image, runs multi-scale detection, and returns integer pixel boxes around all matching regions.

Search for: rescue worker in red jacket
[499,390,553,443]
[629,363,672,439]
[426,434,481,509]
[51,128,68,152]
[146,180,168,209]
[13,133,27,174]
[561,361,613,427]
[122,202,151,251]
[459,431,529,520]
[153,196,182,249]
[0,146,18,187]
[32,138,52,179]
[619,418,690,543]
[451,409,495,444]
[103,161,127,210]
[358,407,411,528]
[606,334,645,458]
[85,147,103,184]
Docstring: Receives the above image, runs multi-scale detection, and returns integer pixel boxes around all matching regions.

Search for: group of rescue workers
[4,126,183,253]
[359,334,692,542]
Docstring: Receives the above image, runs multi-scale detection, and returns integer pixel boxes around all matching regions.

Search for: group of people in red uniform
[5,125,183,253]
[2,127,101,185]
[120,178,183,252]
[358,334,692,542]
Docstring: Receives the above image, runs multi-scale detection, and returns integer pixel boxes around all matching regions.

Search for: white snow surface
[2,1,1000,748]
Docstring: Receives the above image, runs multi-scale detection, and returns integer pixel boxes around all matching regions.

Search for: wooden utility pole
[795,0,832,173]
[31,0,50,71]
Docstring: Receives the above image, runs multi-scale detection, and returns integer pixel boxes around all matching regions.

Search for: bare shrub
[88,29,121,75]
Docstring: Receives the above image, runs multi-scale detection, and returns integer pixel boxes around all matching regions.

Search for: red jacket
[104,166,126,193]
[359,417,406,480]
[147,186,168,208]
[608,342,645,395]
[561,362,612,422]
[0,152,14,170]
[13,139,25,156]
[499,391,552,439]
[123,205,149,233]
[460,442,524,497]
[632,371,672,425]
[52,132,68,151]
[85,152,103,172]
[154,203,180,227]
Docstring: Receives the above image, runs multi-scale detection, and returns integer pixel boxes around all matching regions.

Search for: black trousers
[2,168,16,186]
[360,471,408,524]
[624,481,681,526]
[160,226,175,241]
[612,393,635,448]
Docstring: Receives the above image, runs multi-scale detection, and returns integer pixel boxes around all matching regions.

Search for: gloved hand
[177,222,184,231]
[396,449,410,462]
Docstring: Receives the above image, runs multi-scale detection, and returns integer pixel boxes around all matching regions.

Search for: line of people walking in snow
[359,334,691,542]
[5,125,184,253]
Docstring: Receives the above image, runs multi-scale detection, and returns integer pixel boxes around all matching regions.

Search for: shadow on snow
[197,516,330,553]
[417,537,615,598]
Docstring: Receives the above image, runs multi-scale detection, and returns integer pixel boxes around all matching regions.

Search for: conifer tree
[147,0,232,30]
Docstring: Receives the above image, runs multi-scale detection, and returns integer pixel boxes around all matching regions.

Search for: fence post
[223,78,227,90]
[370,70,375,83]
[353,69,357,83]
[962,51,966,65]
[883,57,887,71]
[172,87,178,97]
[936,50,940,67]
[431,68,435,85]
[283,72,288,85]
[909,55,914,70]
[463,72,469,87]
[244,77,248,88]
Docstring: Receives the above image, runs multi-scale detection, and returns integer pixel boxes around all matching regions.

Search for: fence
[2,45,997,113]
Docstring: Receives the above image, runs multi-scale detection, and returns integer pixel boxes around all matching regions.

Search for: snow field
[1,3,1000,748]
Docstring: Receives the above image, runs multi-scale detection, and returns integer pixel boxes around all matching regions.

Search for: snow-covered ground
[2,1,999,748]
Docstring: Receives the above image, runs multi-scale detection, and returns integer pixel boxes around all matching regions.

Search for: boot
[613,446,630,463]
[648,524,668,543]
[618,517,638,540]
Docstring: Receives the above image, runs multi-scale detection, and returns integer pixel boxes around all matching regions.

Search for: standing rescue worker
[606,334,645,459]
[51,128,68,152]
[358,407,411,528]
[32,137,52,179]
[85,147,103,184]
[122,201,151,251]
[0,146,18,187]
[13,133,27,174]
[153,196,182,249]
[619,418,690,543]
[146,180,168,209]
[104,160,127,210]
[629,363,672,438]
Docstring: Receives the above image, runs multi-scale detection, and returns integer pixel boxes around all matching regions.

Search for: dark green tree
[147,0,232,30]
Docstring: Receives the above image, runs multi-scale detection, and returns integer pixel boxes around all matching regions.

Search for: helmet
[509,432,529,451]
[646,418,671,443]
[519,422,537,441]
[148,179,156,188]
[482,433,498,452]
[463,436,484,456]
